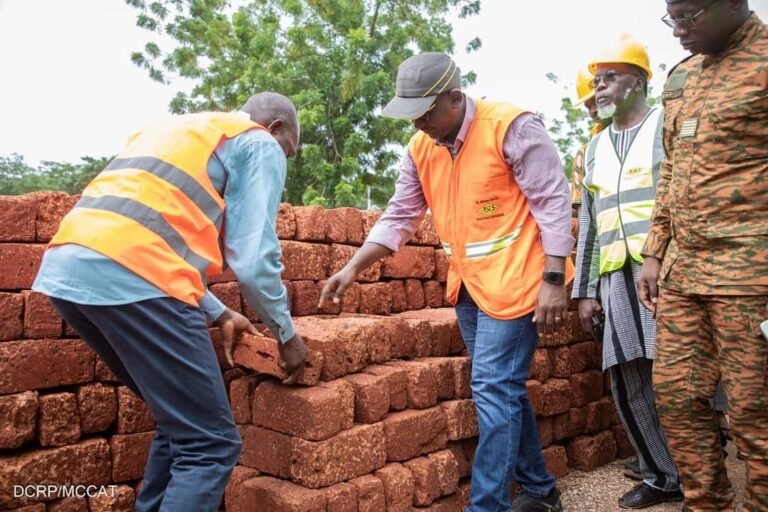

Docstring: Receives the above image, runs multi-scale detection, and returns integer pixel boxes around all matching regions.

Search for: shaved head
[240,92,300,158]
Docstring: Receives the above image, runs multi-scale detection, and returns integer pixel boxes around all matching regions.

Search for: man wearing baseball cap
[321,52,575,511]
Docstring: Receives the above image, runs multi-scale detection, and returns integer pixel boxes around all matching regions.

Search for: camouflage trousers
[654,288,768,512]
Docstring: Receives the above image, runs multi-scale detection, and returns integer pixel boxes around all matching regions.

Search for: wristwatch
[542,271,565,286]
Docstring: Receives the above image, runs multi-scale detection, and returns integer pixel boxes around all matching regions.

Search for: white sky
[1,0,766,165]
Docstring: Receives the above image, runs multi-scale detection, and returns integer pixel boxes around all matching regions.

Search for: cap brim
[381,95,437,120]
[575,90,595,106]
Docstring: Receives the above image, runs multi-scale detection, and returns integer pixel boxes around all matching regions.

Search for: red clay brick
[527,380,542,414]
[598,395,617,430]
[552,411,570,443]
[317,379,355,430]
[385,360,438,409]
[446,442,472,479]
[0,339,94,394]
[239,425,292,477]
[404,456,441,506]
[89,485,135,512]
[381,246,435,279]
[350,474,386,512]
[293,316,374,380]
[359,282,393,315]
[209,282,242,314]
[293,205,329,241]
[539,416,554,448]
[328,244,381,282]
[32,191,77,243]
[0,194,37,242]
[405,279,426,310]
[110,433,153,482]
[234,333,323,386]
[429,449,460,497]
[528,348,551,382]
[537,379,572,416]
[363,364,409,411]
[225,466,261,512]
[612,424,635,459]
[342,372,391,424]
[0,439,111,509]
[235,476,327,512]
[48,497,89,512]
[374,463,414,512]
[396,309,461,356]
[584,402,601,434]
[548,346,571,378]
[538,311,587,347]
[433,249,449,282]
[0,291,24,340]
[0,391,37,449]
[291,280,320,316]
[360,210,382,239]
[543,445,569,479]
[276,202,296,240]
[383,407,448,462]
[76,383,116,434]
[410,215,440,246]
[401,318,432,358]
[420,357,456,400]
[441,399,478,441]
[116,387,154,434]
[252,380,348,441]
[326,207,364,245]
[0,243,45,290]
[290,423,387,488]
[388,280,408,313]
[22,290,62,338]
[569,371,604,408]
[38,392,80,447]
[423,281,445,308]
[450,357,472,399]
[324,482,358,512]
[229,375,262,424]
[280,241,329,280]
[566,430,617,471]
[569,341,600,373]
[568,407,587,438]
[11,504,46,511]
[94,357,119,383]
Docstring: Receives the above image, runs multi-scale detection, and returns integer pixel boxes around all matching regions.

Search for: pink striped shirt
[367,96,575,257]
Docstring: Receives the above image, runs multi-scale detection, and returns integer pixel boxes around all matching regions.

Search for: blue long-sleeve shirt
[32,126,296,343]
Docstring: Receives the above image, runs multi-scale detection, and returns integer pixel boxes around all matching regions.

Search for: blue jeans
[455,287,555,512]
[51,297,241,512]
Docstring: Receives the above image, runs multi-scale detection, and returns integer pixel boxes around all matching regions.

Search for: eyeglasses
[415,93,446,123]
[589,70,639,88]
[661,0,718,29]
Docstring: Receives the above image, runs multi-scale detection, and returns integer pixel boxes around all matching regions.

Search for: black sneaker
[623,457,642,481]
[511,487,563,511]
[618,482,683,509]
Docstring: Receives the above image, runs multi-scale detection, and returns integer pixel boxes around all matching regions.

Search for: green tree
[127,0,481,207]
[0,154,112,195]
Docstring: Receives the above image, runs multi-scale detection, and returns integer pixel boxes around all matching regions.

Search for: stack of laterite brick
[0,192,633,512]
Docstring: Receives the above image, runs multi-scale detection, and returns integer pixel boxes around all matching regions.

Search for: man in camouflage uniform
[638,2,768,511]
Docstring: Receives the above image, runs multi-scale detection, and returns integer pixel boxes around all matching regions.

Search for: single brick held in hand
[233,333,323,386]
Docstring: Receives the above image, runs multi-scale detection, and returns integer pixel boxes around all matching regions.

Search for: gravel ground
[558,444,746,511]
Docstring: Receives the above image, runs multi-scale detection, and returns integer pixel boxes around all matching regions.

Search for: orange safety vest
[49,112,265,306]
[410,99,574,319]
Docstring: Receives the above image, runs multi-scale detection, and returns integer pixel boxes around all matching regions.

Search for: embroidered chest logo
[477,203,499,216]
[626,167,648,177]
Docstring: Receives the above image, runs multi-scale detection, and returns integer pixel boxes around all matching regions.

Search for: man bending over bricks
[32,92,307,512]
[320,52,575,512]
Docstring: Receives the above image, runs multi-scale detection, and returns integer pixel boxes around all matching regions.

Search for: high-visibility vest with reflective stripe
[410,99,575,320]
[584,107,662,275]
[49,112,265,305]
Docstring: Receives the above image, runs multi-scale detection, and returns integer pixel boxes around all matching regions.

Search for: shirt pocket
[705,212,768,286]
[708,92,768,163]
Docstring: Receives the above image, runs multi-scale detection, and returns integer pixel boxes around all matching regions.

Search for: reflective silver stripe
[104,156,224,230]
[465,225,523,260]
[441,242,453,257]
[600,219,651,246]
[76,195,212,275]
[596,187,655,213]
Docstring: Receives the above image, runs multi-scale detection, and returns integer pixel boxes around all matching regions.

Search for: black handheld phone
[591,314,604,341]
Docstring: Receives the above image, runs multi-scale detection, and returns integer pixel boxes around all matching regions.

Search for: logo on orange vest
[477,203,499,216]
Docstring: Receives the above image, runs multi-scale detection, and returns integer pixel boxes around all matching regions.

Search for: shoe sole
[618,495,684,509]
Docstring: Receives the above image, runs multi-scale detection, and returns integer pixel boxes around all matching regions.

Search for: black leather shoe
[511,487,564,511]
[618,482,683,509]
[623,457,642,481]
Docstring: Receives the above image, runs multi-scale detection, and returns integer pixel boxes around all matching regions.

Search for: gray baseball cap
[381,53,461,120]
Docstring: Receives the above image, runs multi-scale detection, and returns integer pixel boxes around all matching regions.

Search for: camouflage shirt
[643,13,768,295]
